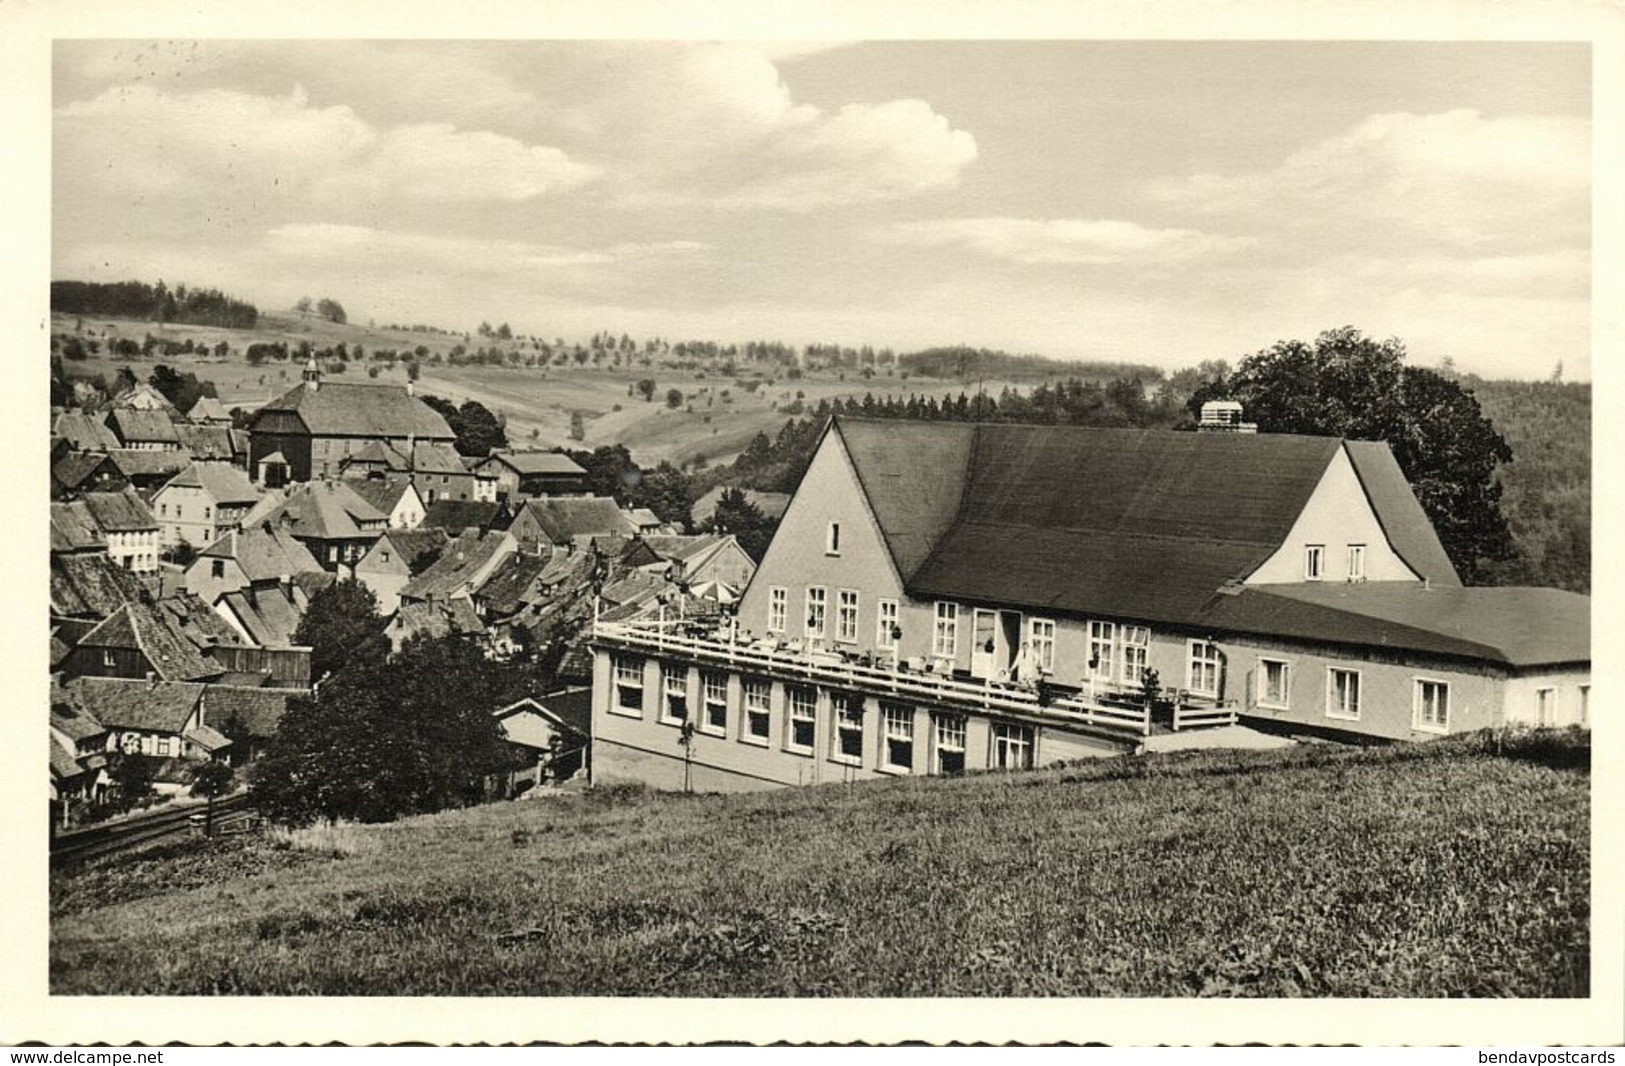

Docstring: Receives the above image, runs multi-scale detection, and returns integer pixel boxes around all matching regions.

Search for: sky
[51,40,1591,379]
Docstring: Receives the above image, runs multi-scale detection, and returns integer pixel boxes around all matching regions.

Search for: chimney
[1198,400,1257,434]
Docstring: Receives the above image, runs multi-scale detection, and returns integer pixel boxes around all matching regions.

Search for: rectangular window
[1257,659,1291,709]
[1120,626,1149,685]
[662,665,689,725]
[804,587,827,639]
[933,602,958,659]
[1305,544,1325,580]
[159,503,167,517]
[1536,687,1556,727]
[786,686,816,752]
[826,521,841,556]
[743,679,771,743]
[836,589,859,643]
[1580,685,1590,727]
[832,692,864,763]
[991,722,1034,770]
[934,713,967,775]
[1327,668,1361,721]
[1088,621,1116,681]
[702,672,728,734]
[102,649,116,668]
[1028,618,1056,673]
[381,550,392,564]
[613,656,644,715]
[1414,679,1450,733]
[767,586,787,633]
[211,560,225,579]
[1347,544,1366,580]
[1188,641,1221,697]
[203,507,212,521]
[877,599,899,649]
[881,704,914,772]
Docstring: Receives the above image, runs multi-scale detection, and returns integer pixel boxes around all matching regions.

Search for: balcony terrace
[591,616,1238,738]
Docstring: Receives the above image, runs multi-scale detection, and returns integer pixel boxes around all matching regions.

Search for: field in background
[50,729,1589,997]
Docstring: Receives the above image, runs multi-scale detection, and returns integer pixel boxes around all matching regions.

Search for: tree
[569,410,586,441]
[626,461,694,529]
[636,378,657,403]
[665,388,684,409]
[496,322,512,340]
[250,634,524,826]
[317,297,348,324]
[291,578,387,684]
[108,752,156,811]
[188,759,236,836]
[455,399,508,457]
[1188,327,1514,583]
[149,364,217,412]
[707,487,777,561]
[295,296,313,314]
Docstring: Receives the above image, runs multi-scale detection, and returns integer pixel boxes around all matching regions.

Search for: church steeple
[302,356,321,390]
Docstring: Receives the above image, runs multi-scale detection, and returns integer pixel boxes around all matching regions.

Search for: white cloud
[55,83,595,209]
[312,124,598,204]
[876,217,1252,264]
[262,223,705,275]
[562,43,977,209]
[1147,109,1589,248]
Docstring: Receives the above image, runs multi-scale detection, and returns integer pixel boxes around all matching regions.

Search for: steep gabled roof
[186,396,231,423]
[400,529,513,601]
[51,698,107,742]
[519,497,636,543]
[51,500,107,553]
[199,684,294,739]
[640,533,733,567]
[66,677,204,733]
[172,423,239,460]
[198,523,323,582]
[483,451,587,477]
[409,440,468,474]
[391,599,488,643]
[376,528,451,573]
[346,477,415,516]
[473,551,551,617]
[421,499,507,536]
[107,407,180,445]
[834,419,976,578]
[53,411,122,451]
[220,586,303,647]
[53,453,118,494]
[80,488,158,533]
[105,449,191,480]
[1343,441,1462,587]
[161,462,261,506]
[76,597,233,681]
[258,480,388,540]
[254,381,456,439]
[51,553,147,618]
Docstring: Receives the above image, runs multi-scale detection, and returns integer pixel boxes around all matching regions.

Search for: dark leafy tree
[665,388,684,409]
[148,364,217,413]
[108,752,156,811]
[188,759,236,836]
[250,634,525,826]
[1188,327,1515,583]
[626,461,694,529]
[291,578,387,683]
[316,297,347,324]
[706,487,776,561]
[636,378,657,403]
[455,400,507,457]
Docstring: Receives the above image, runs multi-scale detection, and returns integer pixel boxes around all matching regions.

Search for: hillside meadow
[51,729,1589,997]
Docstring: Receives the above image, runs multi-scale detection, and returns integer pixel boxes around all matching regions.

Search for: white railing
[592,618,1155,737]
[1173,700,1239,731]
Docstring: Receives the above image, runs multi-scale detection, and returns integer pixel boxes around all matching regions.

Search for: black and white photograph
[9,2,1620,1048]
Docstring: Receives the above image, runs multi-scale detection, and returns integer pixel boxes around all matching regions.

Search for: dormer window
[826,521,841,556]
[1304,544,1325,581]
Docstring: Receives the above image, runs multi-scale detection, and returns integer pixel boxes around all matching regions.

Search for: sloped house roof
[105,449,191,483]
[50,553,148,618]
[79,488,158,533]
[198,523,323,582]
[258,480,389,540]
[472,551,552,619]
[399,529,515,602]
[186,396,232,423]
[421,499,508,535]
[73,597,234,682]
[53,453,121,497]
[162,461,261,506]
[253,381,456,440]
[218,585,305,647]
[346,477,417,517]
[54,410,123,452]
[107,407,180,447]
[51,500,108,554]
[172,423,241,461]
[515,497,637,544]
[482,451,588,477]
[817,417,1583,670]
[65,677,204,733]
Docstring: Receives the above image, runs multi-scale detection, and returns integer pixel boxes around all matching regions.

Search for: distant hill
[52,280,259,330]
[899,344,1160,382]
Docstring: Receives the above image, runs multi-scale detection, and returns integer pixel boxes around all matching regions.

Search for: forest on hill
[52,280,259,330]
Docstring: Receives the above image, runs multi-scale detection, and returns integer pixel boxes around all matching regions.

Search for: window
[1028,618,1056,672]
[211,560,225,579]
[1414,679,1450,733]
[991,722,1034,770]
[1580,685,1590,727]
[877,599,899,649]
[767,587,787,633]
[1257,659,1290,709]
[1188,641,1221,697]
[1347,544,1366,580]
[933,602,959,659]
[826,521,841,555]
[805,587,827,638]
[702,672,729,734]
[881,704,914,772]
[159,503,167,517]
[1088,621,1116,680]
[613,656,644,715]
[662,666,689,724]
[1327,668,1361,721]
[743,679,771,743]
[1305,545,1325,580]
[832,693,864,763]
[381,550,392,564]
[203,507,212,522]
[102,649,117,668]
[786,686,816,752]
[836,589,859,643]
[1120,626,1149,686]
[1536,687,1557,727]
[934,714,967,775]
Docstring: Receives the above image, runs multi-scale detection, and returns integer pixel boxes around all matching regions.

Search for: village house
[152,462,262,549]
[589,416,1591,792]
[104,448,191,495]
[76,489,160,572]
[490,690,593,796]
[186,523,325,607]
[634,534,757,602]
[506,496,637,552]
[111,382,175,412]
[64,594,240,683]
[50,500,108,557]
[337,439,485,503]
[420,498,510,537]
[54,410,123,452]
[345,476,427,530]
[185,395,233,425]
[354,527,451,614]
[475,451,590,501]
[105,407,181,451]
[254,479,390,573]
[50,553,148,650]
[248,360,457,483]
[398,528,517,608]
[173,423,247,466]
[52,452,124,499]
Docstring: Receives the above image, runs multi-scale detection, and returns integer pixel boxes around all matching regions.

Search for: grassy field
[51,313,1024,468]
[50,728,1589,997]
